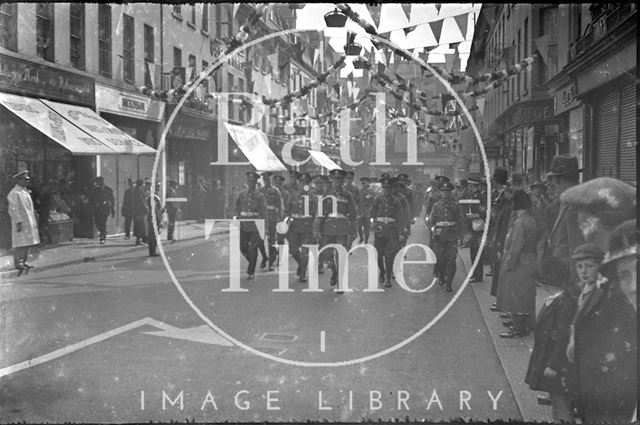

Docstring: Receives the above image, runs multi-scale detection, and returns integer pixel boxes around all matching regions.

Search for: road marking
[320,331,326,352]
[141,324,233,346]
[0,317,233,378]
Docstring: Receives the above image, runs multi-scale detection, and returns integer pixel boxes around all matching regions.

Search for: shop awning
[0,92,117,155]
[41,99,156,155]
[308,150,342,171]
[224,123,287,172]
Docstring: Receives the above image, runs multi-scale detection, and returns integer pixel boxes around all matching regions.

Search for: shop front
[95,83,165,234]
[165,106,217,220]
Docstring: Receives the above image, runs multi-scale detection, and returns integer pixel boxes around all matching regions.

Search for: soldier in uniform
[90,176,115,244]
[425,176,449,218]
[357,177,375,244]
[284,172,317,282]
[397,174,415,223]
[466,177,487,282]
[313,169,357,290]
[259,172,283,271]
[311,174,329,274]
[272,174,289,253]
[344,171,360,249]
[146,181,162,257]
[427,181,469,292]
[371,177,407,287]
[392,179,411,241]
[234,171,267,280]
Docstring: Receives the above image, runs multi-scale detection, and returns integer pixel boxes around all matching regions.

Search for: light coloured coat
[7,184,40,248]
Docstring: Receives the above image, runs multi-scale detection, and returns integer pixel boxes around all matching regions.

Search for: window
[144,24,154,87]
[187,54,196,81]
[215,4,229,39]
[516,29,521,98]
[524,17,528,91]
[227,73,234,120]
[36,3,54,61]
[0,3,17,51]
[123,14,135,83]
[98,4,112,78]
[173,46,182,68]
[69,4,85,69]
[202,3,209,33]
[202,60,209,92]
[190,4,196,25]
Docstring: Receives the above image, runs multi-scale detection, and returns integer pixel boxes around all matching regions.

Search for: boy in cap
[7,169,39,275]
[234,171,267,280]
[90,176,115,244]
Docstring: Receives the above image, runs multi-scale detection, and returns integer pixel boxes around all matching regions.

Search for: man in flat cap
[427,181,469,292]
[259,171,283,271]
[234,171,267,280]
[284,172,317,282]
[371,177,407,287]
[7,169,39,275]
[344,171,360,249]
[90,176,115,245]
[313,169,357,290]
[357,177,375,244]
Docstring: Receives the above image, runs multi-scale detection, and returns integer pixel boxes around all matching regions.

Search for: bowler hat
[492,167,508,185]
[572,243,605,262]
[329,169,346,178]
[600,219,637,274]
[440,181,454,191]
[545,155,584,178]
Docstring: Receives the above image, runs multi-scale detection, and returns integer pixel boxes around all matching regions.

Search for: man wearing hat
[425,176,449,218]
[131,179,148,246]
[284,172,317,282]
[146,181,162,257]
[371,177,407,287]
[165,180,180,242]
[310,174,330,275]
[313,169,357,288]
[90,176,115,245]
[234,171,268,280]
[392,178,411,249]
[466,177,487,282]
[7,169,40,275]
[488,167,510,304]
[344,171,360,249]
[259,172,284,271]
[396,173,415,224]
[357,177,375,244]
[427,180,469,292]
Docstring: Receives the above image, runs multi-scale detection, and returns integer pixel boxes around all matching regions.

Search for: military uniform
[284,173,316,281]
[259,172,283,270]
[314,170,357,288]
[357,177,375,244]
[465,177,487,282]
[371,178,407,287]
[234,172,267,278]
[273,175,289,250]
[392,181,411,238]
[344,171,360,249]
[428,182,468,292]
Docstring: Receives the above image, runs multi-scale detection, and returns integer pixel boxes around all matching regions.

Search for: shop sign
[577,42,635,94]
[498,101,554,133]
[167,122,212,141]
[209,43,246,72]
[0,54,94,106]
[555,82,581,115]
[96,83,165,122]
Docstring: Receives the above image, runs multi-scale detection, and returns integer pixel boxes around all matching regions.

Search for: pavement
[0,221,557,421]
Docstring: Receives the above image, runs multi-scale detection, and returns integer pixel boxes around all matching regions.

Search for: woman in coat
[7,170,40,275]
[497,190,538,337]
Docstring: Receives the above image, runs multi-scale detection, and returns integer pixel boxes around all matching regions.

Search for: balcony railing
[569,3,637,62]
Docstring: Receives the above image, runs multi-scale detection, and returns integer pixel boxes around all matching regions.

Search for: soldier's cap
[439,181,455,191]
[381,177,395,187]
[571,242,605,262]
[329,169,347,178]
[261,171,273,178]
[345,171,355,177]
[600,219,637,276]
[274,175,286,182]
[468,177,481,185]
[246,171,261,180]
[392,178,404,187]
[12,169,30,180]
[300,172,313,183]
[560,177,636,227]
[397,173,409,181]
[360,177,371,183]
[370,177,379,183]
[435,175,450,183]
[380,173,391,179]
[95,176,104,183]
[144,178,152,185]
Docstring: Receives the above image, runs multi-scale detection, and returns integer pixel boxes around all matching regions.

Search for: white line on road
[320,331,326,352]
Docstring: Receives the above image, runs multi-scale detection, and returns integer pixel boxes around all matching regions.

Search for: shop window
[0,3,17,51]
[201,3,209,33]
[123,14,135,84]
[69,3,85,70]
[98,4,112,78]
[36,3,55,62]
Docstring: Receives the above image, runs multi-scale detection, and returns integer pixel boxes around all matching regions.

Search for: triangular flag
[367,4,382,30]
[400,4,411,22]
[435,4,442,14]
[233,4,240,19]
[403,25,417,36]
[533,34,550,63]
[430,19,444,44]
[454,13,469,40]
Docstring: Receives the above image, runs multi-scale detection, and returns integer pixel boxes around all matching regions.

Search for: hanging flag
[233,4,240,18]
[454,13,469,40]
[400,4,411,22]
[533,34,550,63]
[430,19,444,44]
[435,4,442,14]
[403,25,417,36]
[440,93,454,113]
[367,4,382,30]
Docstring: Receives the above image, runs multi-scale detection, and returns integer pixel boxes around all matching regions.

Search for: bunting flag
[403,25,417,36]
[430,19,444,44]
[435,4,442,14]
[533,34,550,63]
[400,4,411,22]
[454,13,469,40]
[367,4,382,30]
[233,4,240,18]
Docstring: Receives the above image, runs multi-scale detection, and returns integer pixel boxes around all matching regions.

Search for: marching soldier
[284,172,317,282]
[392,179,411,239]
[357,177,375,244]
[428,181,469,292]
[313,169,357,290]
[425,176,449,217]
[344,171,360,249]
[311,174,329,275]
[272,174,289,252]
[396,174,415,224]
[371,177,407,287]
[465,177,487,282]
[234,171,267,280]
[259,172,283,271]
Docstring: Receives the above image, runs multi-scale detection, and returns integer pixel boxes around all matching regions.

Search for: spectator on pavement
[165,180,179,242]
[121,179,134,240]
[132,179,148,246]
[7,169,40,275]
[211,179,226,219]
[146,181,162,257]
[90,176,115,245]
